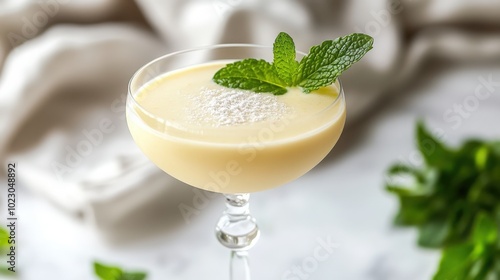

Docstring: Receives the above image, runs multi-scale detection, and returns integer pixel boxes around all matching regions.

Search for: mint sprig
[213,32,373,95]
[386,122,500,280]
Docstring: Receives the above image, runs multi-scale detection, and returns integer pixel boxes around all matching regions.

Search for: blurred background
[0,0,499,279]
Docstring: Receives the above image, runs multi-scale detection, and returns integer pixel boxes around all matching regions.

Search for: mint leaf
[0,228,12,277]
[94,262,122,280]
[432,214,498,280]
[273,32,299,85]
[94,262,147,280]
[418,220,450,248]
[0,227,9,250]
[213,59,287,95]
[471,213,497,245]
[121,273,147,280]
[295,33,373,93]
[416,121,453,169]
[0,266,12,276]
[432,242,475,280]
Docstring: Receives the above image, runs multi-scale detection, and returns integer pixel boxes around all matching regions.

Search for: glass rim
[127,43,344,133]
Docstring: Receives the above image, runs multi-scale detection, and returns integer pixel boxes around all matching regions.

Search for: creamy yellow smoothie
[127,61,346,193]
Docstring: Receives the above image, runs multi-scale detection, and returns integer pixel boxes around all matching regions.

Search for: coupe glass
[126,44,346,279]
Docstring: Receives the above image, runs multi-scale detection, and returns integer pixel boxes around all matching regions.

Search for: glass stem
[216,193,260,280]
[230,251,251,280]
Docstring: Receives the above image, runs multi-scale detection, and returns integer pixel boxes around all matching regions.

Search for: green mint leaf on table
[296,33,373,93]
[94,262,147,280]
[213,58,288,95]
[0,267,11,276]
[386,122,500,280]
[94,262,121,280]
[120,273,147,280]
[0,227,12,276]
[273,32,299,85]
[0,227,9,250]
[213,32,373,95]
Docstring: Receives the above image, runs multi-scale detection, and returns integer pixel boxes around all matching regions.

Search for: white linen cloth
[1,0,500,228]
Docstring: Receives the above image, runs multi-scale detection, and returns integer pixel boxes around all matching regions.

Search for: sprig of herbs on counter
[213,32,373,95]
[386,122,500,280]
[0,227,12,276]
[94,261,147,280]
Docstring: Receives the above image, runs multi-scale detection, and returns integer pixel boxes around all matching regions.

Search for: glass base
[215,193,260,250]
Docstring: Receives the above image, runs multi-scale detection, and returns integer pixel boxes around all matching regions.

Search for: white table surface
[13,64,500,280]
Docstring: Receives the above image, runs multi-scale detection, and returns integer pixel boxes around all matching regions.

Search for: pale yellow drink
[127,61,346,193]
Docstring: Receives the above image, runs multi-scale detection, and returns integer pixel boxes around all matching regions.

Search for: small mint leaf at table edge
[94,261,147,280]
[0,227,9,249]
[120,272,147,280]
[0,266,12,276]
[94,262,123,280]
